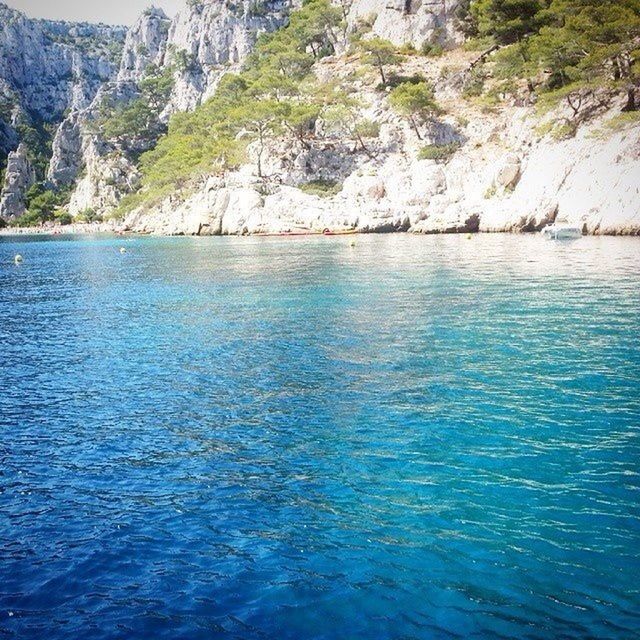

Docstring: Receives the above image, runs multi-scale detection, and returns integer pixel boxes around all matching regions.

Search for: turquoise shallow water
[0,233,639,639]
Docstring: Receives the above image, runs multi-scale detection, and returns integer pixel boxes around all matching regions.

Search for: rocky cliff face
[45,0,295,218]
[123,48,640,237]
[1,0,638,235]
[0,143,35,219]
[0,2,126,216]
[123,113,640,237]
[45,6,167,193]
[164,0,293,111]
[117,8,171,82]
[348,0,463,49]
[0,4,125,121]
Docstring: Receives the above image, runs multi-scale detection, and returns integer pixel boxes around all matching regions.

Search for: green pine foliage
[468,0,640,125]
[473,0,640,90]
[471,0,550,45]
[121,0,355,211]
[11,184,70,227]
[98,64,175,154]
[389,81,442,139]
[358,38,403,85]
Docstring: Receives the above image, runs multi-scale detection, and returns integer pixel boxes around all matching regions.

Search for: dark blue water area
[0,233,639,639]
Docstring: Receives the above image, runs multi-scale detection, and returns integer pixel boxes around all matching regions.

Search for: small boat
[255,229,321,237]
[541,220,583,240]
[322,228,358,236]
[255,228,358,237]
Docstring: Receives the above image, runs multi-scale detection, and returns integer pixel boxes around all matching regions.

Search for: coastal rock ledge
[124,110,640,237]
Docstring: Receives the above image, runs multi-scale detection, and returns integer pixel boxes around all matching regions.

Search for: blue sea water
[0,233,639,640]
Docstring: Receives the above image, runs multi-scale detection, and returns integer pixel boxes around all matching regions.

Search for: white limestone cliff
[0,143,35,219]
[348,0,464,49]
[163,0,293,112]
[0,3,125,121]
[0,2,126,216]
[123,96,640,236]
[118,8,171,82]
[45,0,294,217]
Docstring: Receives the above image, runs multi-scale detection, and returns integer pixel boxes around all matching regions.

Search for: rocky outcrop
[62,84,142,215]
[118,8,171,82]
[68,141,140,217]
[41,0,296,216]
[479,125,640,235]
[46,113,83,186]
[0,143,35,219]
[0,3,127,220]
[123,104,640,237]
[47,80,140,190]
[162,0,293,112]
[0,3,125,121]
[348,0,464,49]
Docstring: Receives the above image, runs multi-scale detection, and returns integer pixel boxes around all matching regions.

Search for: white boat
[541,220,583,240]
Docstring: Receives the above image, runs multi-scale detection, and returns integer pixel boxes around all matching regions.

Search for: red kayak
[255,228,358,237]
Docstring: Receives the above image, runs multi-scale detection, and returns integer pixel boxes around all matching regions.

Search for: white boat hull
[541,225,582,240]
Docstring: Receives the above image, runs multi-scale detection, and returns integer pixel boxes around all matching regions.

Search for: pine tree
[471,0,550,44]
[389,82,441,139]
[359,38,402,85]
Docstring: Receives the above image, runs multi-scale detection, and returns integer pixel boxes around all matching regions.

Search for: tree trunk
[355,131,372,157]
[410,116,423,140]
[257,130,264,178]
[378,61,386,85]
[622,87,637,112]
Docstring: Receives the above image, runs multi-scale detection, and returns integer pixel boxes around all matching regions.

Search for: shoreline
[2,223,640,238]
[0,221,121,236]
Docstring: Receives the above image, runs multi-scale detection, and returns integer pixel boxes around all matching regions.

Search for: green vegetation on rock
[299,178,341,197]
[120,0,374,211]
[389,81,442,140]
[358,37,403,85]
[98,64,175,155]
[31,0,636,223]
[462,0,640,134]
[419,143,460,162]
[10,183,70,226]
[472,0,640,92]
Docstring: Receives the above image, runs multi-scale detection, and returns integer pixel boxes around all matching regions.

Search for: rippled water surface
[1,234,639,639]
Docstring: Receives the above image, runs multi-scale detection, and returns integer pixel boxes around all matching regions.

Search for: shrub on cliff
[419,143,460,162]
[98,64,174,154]
[359,38,403,85]
[389,81,442,140]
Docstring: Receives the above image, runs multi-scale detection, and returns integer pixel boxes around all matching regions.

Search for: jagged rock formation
[118,8,171,82]
[0,3,125,121]
[47,80,140,189]
[163,0,293,111]
[348,0,464,49]
[46,113,83,186]
[0,143,35,219]
[45,0,295,218]
[68,142,140,215]
[0,2,126,217]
